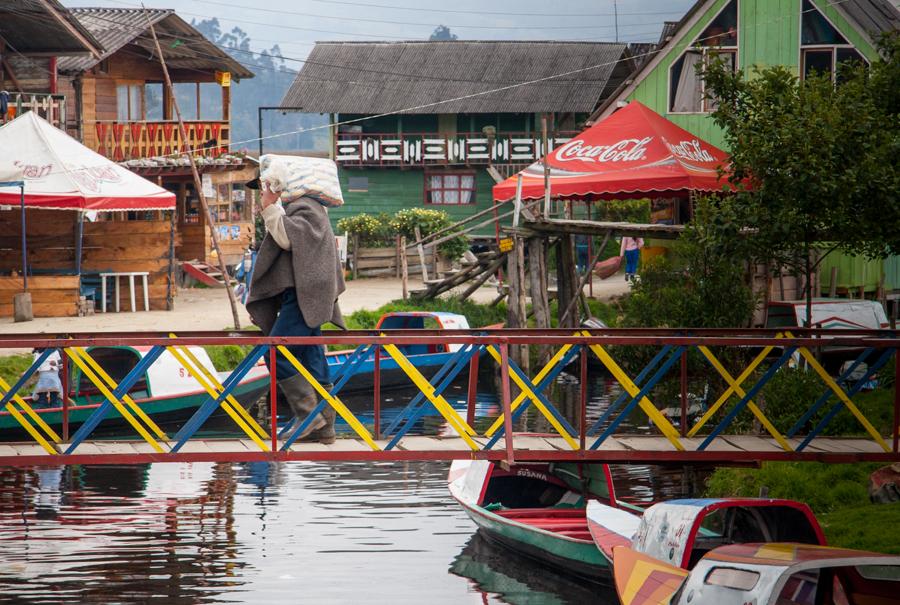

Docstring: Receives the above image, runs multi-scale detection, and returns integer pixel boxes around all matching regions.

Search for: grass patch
[820,504,900,554]
[335,297,508,331]
[203,345,254,372]
[0,354,36,395]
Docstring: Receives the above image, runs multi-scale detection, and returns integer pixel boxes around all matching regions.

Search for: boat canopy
[632,498,824,569]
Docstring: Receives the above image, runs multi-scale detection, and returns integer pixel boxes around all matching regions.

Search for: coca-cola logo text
[554,137,652,163]
[665,139,715,163]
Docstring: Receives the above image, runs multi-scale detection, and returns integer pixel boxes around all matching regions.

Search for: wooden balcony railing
[93,120,231,161]
[334,131,579,167]
[1,93,66,129]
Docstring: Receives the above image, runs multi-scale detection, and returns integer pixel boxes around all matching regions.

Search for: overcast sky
[65,0,697,60]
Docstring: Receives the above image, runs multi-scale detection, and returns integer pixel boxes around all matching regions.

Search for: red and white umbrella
[0,111,174,211]
[493,101,733,202]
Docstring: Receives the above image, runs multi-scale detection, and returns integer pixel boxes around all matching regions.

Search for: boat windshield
[75,347,150,402]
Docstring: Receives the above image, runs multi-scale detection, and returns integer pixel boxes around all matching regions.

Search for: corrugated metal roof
[57,8,254,80]
[0,0,102,56]
[839,0,900,38]
[281,41,632,114]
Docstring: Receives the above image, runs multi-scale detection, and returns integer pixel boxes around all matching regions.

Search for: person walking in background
[575,235,590,274]
[31,348,62,408]
[619,236,644,282]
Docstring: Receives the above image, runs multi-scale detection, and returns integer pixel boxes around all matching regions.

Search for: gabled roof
[0,0,102,57]
[281,40,634,114]
[589,0,900,123]
[57,8,253,81]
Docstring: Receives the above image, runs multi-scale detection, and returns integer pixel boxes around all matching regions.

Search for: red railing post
[499,342,515,464]
[269,347,278,453]
[466,348,479,427]
[61,350,69,442]
[680,347,688,438]
[373,344,381,440]
[580,345,588,451]
[894,347,899,453]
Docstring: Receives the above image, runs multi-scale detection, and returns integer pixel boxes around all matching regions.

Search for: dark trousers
[624,248,640,275]
[266,289,329,385]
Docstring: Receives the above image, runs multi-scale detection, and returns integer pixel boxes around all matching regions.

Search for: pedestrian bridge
[0,328,897,467]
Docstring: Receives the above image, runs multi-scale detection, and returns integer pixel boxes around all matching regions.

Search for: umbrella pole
[74,210,84,277]
[20,184,26,291]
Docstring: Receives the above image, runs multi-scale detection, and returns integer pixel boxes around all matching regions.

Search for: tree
[429,25,457,41]
[702,33,900,325]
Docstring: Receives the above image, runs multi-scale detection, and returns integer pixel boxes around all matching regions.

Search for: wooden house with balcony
[56,7,256,266]
[280,41,639,231]
[0,0,102,129]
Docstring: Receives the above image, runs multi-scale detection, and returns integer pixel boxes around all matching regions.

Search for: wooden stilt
[400,236,408,301]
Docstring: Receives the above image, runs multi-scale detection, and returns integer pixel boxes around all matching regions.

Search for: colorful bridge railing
[0,329,897,466]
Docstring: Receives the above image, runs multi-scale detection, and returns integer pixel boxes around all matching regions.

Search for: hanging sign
[498,238,514,253]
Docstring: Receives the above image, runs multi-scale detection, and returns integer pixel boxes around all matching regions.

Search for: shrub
[390,208,469,261]
[336,213,394,248]
[594,199,651,223]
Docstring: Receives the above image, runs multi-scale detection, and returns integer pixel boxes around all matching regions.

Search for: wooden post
[515,236,529,375]
[165,177,176,310]
[506,240,523,329]
[556,234,578,329]
[145,13,241,329]
[560,230,610,327]
[528,237,551,365]
[400,236,409,300]
[394,235,401,278]
[351,233,359,280]
[414,226,429,282]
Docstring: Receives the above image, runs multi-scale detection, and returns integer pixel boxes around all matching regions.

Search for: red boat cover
[493,101,732,202]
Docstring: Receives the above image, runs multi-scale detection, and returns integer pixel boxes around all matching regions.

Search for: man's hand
[260,183,280,209]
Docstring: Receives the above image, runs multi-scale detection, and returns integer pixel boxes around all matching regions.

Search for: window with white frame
[425,171,476,205]
[800,0,867,82]
[669,0,738,113]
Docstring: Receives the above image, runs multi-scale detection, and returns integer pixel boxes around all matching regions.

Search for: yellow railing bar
[688,334,784,437]
[277,345,381,451]
[72,347,168,441]
[484,345,580,450]
[166,346,270,452]
[65,348,166,453]
[380,343,479,450]
[169,337,269,441]
[785,332,890,452]
[0,376,61,444]
[3,403,58,455]
[485,343,574,438]
[697,346,793,452]
[582,333,685,451]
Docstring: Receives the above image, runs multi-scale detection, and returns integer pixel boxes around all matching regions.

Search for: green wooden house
[280,40,639,232]
[589,0,900,298]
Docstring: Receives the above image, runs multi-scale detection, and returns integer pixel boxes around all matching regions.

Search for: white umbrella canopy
[0,111,174,210]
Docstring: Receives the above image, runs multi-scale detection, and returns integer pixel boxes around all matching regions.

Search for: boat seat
[496,508,586,519]
[556,530,593,540]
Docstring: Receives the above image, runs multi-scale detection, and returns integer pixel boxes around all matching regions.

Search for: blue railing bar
[698,346,797,451]
[592,345,685,450]
[1,348,53,407]
[787,347,875,437]
[383,344,476,437]
[65,346,166,453]
[384,345,481,451]
[484,345,582,450]
[587,345,675,437]
[171,345,268,451]
[278,344,371,438]
[501,353,579,438]
[797,347,895,451]
[280,344,374,449]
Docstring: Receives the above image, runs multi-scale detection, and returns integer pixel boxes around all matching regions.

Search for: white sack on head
[259,154,344,208]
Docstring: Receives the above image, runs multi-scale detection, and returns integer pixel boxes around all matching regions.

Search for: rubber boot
[278,374,325,440]
[303,387,336,445]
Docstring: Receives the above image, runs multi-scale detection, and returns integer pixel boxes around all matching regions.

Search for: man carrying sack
[245,155,346,444]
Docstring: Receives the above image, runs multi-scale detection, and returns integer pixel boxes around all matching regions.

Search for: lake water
[0,377,693,604]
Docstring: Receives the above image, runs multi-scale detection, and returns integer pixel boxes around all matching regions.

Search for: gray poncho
[246,198,346,334]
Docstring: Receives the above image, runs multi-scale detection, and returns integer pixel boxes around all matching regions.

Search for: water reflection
[0,374,704,604]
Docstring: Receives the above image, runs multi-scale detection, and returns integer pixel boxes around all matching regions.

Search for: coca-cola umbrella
[492,101,733,202]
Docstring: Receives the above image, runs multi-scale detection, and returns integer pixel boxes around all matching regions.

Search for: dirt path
[0,275,629,338]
